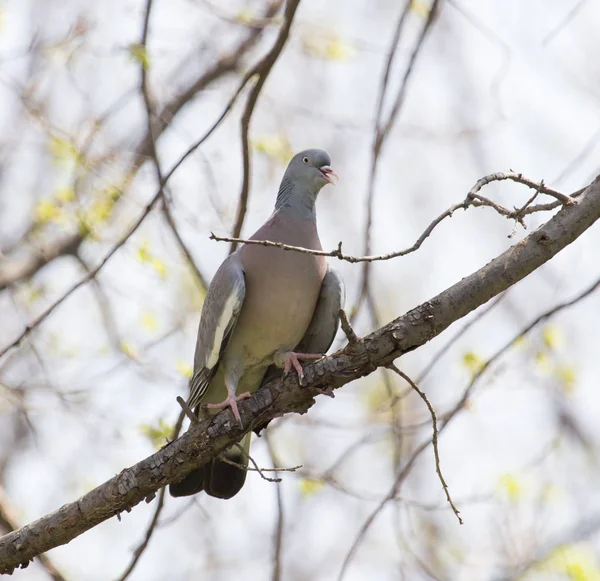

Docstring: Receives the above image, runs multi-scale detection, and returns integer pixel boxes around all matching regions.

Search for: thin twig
[229,0,302,253]
[0,190,162,360]
[542,0,589,46]
[227,443,301,482]
[265,432,284,581]
[388,364,462,524]
[339,308,359,344]
[355,0,441,322]
[176,396,198,424]
[211,168,574,263]
[137,0,208,295]
[467,171,575,205]
[162,201,208,291]
[442,272,600,428]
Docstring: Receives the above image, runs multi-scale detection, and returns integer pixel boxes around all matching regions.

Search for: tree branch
[0,174,599,574]
[210,170,576,263]
[229,0,302,253]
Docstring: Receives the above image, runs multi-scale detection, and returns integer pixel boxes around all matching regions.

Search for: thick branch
[0,175,599,574]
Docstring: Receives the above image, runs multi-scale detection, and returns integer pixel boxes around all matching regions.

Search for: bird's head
[283,149,339,195]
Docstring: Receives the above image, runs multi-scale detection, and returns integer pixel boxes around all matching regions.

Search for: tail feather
[168,432,251,500]
[169,467,205,497]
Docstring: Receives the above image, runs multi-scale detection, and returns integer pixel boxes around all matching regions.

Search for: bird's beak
[318,166,339,185]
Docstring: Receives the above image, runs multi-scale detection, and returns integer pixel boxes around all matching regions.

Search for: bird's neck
[274,176,318,221]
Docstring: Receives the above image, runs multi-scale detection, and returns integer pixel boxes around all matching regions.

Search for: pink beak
[319,166,339,185]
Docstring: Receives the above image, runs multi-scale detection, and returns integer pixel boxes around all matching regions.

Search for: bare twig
[356,0,441,320]
[176,396,198,424]
[73,254,126,356]
[542,0,589,46]
[225,443,301,482]
[229,0,303,253]
[114,489,166,581]
[494,511,600,581]
[0,234,82,292]
[265,432,284,581]
[137,0,208,296]
[161,202,208,291]
[210,170,574,263]
[336,178,600,581]
[146,0,284,157]
[113,14,205,575]
[339,309,359,344]
[388,364,462,524]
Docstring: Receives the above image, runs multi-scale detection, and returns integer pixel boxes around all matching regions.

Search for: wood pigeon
[170,149,345,499]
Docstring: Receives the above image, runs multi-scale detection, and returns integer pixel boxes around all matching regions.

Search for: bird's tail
[169,432,251,499]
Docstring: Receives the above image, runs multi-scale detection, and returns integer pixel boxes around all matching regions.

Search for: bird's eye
[302,156,309,164]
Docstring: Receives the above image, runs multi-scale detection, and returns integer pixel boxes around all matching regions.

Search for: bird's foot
[203,391,251,427]
[282,352,324,384]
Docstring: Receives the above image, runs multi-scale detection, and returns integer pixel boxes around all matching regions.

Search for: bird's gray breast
[231,240,326,366]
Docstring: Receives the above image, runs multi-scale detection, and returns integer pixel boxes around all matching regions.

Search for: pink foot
[204,391,251,427]
[282,352,324,383]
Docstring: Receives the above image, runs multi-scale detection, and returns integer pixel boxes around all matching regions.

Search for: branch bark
[1,174,599,574]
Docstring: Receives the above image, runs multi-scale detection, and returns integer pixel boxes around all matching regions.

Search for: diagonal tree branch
[0,486,67,581]
[0,174,599,575]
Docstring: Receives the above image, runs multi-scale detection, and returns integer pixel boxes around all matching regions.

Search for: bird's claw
[282,352,324,385]
[203,391,251,428]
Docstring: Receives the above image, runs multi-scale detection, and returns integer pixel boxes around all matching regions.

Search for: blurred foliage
[462,351,485,375]
[140,419,173,450]
[137,240,168,280]
[534,544,600,581]
[176,359,193,379]
[301,31,355,61]
[129,43,151,69]
[298,477,324,498]
[253,133,293,165]
[497,473,522,502]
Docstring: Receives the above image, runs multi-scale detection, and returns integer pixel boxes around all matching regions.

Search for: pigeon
[170,149,344,499]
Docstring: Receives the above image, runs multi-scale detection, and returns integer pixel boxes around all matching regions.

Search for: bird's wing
[188,254,246,409]
[295,266,345,354]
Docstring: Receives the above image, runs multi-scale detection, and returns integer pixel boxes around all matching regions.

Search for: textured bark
[0,175,599,574]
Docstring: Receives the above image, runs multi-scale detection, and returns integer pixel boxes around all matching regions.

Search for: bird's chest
[235,245,326,362]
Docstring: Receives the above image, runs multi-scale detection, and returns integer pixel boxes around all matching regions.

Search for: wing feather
[294,266,345,354]
[188,255,245,409]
